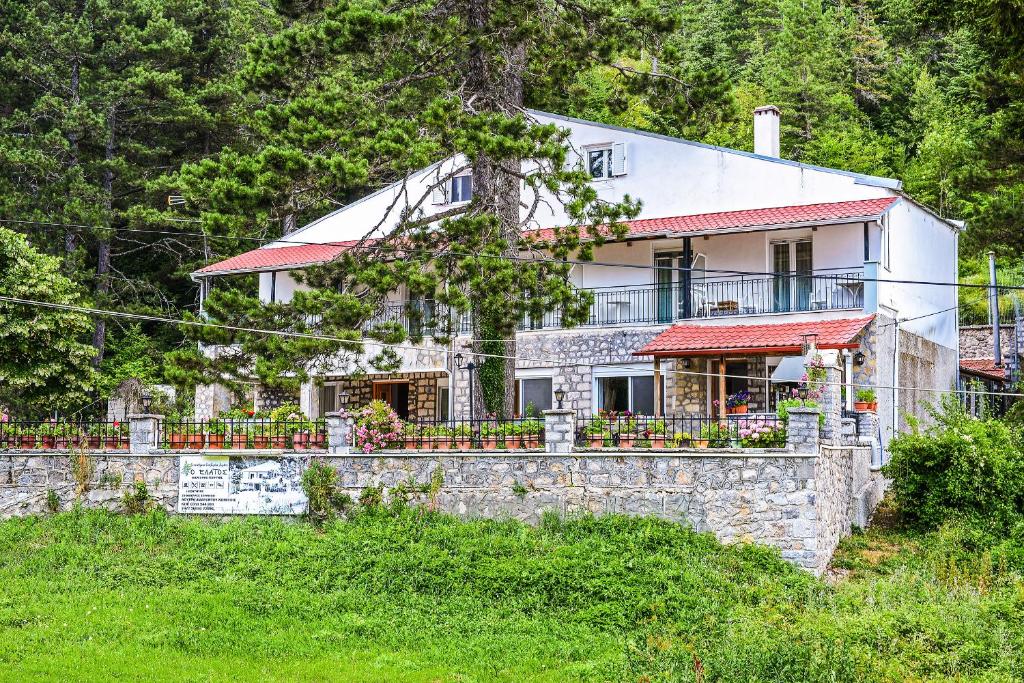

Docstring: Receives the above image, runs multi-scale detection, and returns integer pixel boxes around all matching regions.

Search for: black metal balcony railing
[362,271,865,336]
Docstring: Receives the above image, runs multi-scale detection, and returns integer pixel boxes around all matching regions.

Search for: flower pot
[87,435,102,449]
[727,405,748,415]
[251,436,270,449]
[207,434,226,449]
[480,436,499,450]
[429,438,452,450]
[869,401,878,411]
[588,434,607,448]
[103,436,121,450]
[693,439,709,449]
[617,435,636,449]
[854,401,869,411]
[649,437,666,448]
[17,435,37,449]
[404,437,421,450]
[453,437,473,450]
[292,433,311,451]
[269,435,288,449]
[522,436,541,449]
[187,434,205,449]
[39,435,56,449]
[230,434,249,449]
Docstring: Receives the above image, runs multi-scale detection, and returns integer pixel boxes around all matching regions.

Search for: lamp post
[141,391,153,413]
[554,388,566,410]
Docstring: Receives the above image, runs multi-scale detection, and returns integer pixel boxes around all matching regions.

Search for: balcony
[364,270,865,336]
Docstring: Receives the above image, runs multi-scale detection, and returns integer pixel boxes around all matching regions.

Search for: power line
[2,294,1021,399]
[1,216,1015,290]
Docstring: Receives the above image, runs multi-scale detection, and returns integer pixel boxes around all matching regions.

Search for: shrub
[121,481,152,514]
[301,459,348,525]
[353,400,404,453]
[45,488,59,513]
[884,396,1024,531]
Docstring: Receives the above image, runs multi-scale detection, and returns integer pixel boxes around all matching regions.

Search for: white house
[193,106,960,453]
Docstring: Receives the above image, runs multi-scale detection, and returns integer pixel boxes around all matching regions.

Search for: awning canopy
[634,315,874,358]
[770,356,806,383]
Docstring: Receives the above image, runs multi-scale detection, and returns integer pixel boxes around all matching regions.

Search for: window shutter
[611,142,627,176]
[431,182,448,205]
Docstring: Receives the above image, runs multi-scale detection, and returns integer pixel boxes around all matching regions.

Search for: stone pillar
[128,414,163,454]
[808,349,843,445]
[543,409,576,454]
[856,409,882,467]
[326,411,353,454]
[786,407,820,454]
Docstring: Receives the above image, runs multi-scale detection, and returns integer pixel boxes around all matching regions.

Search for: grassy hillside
[0,508,1020,682]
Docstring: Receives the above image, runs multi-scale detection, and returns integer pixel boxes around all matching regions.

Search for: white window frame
[586,145,614,180]
[591,364,660,415]
[880,215,891,271]
[450,174,473,204]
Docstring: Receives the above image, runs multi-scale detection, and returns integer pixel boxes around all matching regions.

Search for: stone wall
[194,383,236,421]
[0,444,874,574]
[960,324,1016,362]
[0,453,179,518]
[255,386,299,413]
[330,371,446,420]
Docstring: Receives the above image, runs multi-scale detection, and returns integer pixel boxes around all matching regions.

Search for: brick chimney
[754,105,781,158]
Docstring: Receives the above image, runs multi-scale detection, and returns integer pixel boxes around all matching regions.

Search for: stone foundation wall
[960,325,1016,363]
[329,372,446,420]
[1,453,179,518]
[0,444,873,574]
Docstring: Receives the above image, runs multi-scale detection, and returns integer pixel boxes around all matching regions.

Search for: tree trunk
[92,106,116,366]
[64,45,81,258]
[464,0,526,419]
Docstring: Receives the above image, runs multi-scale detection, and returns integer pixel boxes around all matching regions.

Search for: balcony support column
[653,356,662,417]
[681,237,692,319]
[718,356,727,421]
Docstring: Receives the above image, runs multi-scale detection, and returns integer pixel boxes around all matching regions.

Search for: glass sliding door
[772,240,813,312]
[655,253,689,323]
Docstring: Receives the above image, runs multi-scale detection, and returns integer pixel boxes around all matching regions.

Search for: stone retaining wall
[0,444,873,574]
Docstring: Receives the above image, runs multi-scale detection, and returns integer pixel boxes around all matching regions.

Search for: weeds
[44,488,59,513]
[68,446,93,497]
[121,482,151,514]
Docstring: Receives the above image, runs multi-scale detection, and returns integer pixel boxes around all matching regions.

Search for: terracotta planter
[522,436,541,449]
[588,434,607,448]
[854,401,869,411]
[103,436,122,449]
[269,435,288,449]
[480,436,500,450]
[207,434,226,449]
[187,434,205,449]
[292,433,311,451]
[693,439,709,449]
[404,437,421,450]
[869,401,878,411]
[618,435,636,449]
[251,436,270,449]
[167,434,186,449]
[453,437,473,450]
[429,438,452,450]
[87,435,102,449]
[649,437,666,449]
[17,435,37,449]
[727,405,749,415]
[230,434,249,449]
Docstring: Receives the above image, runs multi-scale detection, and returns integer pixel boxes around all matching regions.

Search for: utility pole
[989,251,1002,366]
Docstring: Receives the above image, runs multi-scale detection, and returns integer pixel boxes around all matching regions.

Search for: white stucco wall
[257,270,307,304]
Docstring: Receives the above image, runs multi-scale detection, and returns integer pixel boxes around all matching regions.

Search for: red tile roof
[529,197,899,242]
[959,358,1008,382]
[195,241,362,275]
[634,315,875,357]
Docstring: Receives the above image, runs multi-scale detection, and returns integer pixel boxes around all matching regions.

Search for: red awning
[194,241,362,276]
[960,358,1008,382]
[634,316,875,357]
[529,197,899,242]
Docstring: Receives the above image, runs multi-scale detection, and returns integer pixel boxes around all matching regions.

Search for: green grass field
[0,507,1020,682]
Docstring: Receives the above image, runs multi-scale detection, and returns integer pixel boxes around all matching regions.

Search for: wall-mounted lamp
[338,389,350,406]
[853,351,866,366]
[798,386,809,400]
[141,391,153,413]
[682,358,692,370]
[554,388,566,409]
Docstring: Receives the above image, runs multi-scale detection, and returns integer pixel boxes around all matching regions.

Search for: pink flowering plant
[736,418,787,448]
[353,400,405,453]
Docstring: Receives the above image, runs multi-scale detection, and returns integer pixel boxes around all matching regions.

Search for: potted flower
[726,390,750,415]
[697,422,731,448]
[249,422,271,449]
[35,422,57,449]
[86,423,107,449]
[520,419,543,448]
[452,423,473,450]
[669,431,692,448]
[645,420,667,448]
[403,422,422,450]
[207,420,227,449]
[479,421,502,450]
[16,425,38,449]
[422,424,453,450]
[585,417,610,448]
[353,401,405,453]
[104,421,128,449]
[737,419,787,448]
[855,389,875,412]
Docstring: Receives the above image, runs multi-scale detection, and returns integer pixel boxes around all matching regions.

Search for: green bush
[301,459,349,525]
[884,397,1024,531]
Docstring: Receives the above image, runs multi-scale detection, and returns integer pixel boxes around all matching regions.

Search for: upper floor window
[432,173,473,205]
[585,143,627,180]
[450,174,472,203]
